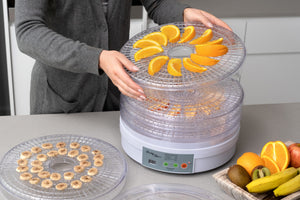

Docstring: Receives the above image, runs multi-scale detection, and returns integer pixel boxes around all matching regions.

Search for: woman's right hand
[99,50,146,101]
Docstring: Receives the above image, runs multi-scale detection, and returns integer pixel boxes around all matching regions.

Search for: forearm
[15,0,101,75]
[141,0,190,24]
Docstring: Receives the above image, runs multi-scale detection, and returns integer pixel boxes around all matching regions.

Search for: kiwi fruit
[227,164,252,189]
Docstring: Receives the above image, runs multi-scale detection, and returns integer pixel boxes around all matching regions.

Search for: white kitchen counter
[0,103,299,199]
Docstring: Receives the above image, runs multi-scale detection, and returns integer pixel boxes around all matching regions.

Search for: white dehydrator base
[120,118,239,174]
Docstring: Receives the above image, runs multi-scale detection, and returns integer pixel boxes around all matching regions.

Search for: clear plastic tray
[0,134,127,200]
[120,79,243,143]
[113,183,223,200]
[120,22,246,89]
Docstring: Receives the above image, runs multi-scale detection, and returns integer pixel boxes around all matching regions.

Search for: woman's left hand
[183,8,232,31]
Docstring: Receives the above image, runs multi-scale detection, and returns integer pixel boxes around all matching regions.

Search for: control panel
[142,147,194,173]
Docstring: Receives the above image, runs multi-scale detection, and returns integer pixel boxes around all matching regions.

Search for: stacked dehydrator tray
[120,22,246,174]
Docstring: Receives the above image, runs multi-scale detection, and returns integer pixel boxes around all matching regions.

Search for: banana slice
[29,177,40,185]
[36,154,48,162]
[56,142,66,149]
[81,145,91,152]
[31,147,42,154]
[20,172,32,181]
[41,143,53,149]
[77,154,89,162]
[64,172,75,180]
[68,150,79,158]
[70,142,80,149]
[88,168,98,176]
[58,148,68,155]
[30,166,44,173]
[71,180,82,189]
[38,171,51,179]
[80,175,92,183]
[55,183,68,191]
[41,179,53,189]
[20,151,32,159]
[50,173,61,181]
[16,166,29,173]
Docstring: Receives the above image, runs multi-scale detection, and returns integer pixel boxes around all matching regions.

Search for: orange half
[190,29,213,45]
[178,26,196,44]
[148,56,169,76]
[143,32,168,46]
[190,54,219,66]
[260,141,290,171]
[134,46,164,62]
[167,58,182,76]
[183,57,207,73]
[160,25,180,43]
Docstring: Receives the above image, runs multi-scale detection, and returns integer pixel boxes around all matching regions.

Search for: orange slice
[183,57,207,73]
[260,141,290,171]
[261,155,281,174]
[236,152,265,176]
[195,44,228,57]
[143,32,168,46]
[134,46,164,62]
[190,54,219,66]
[148,56,169,76]
[204,38,224,45]
[178,26,196,44]
[167,58,182,76]
[133,39,161,49]
[168,104,181,116]
[160,25,180,43]
[190,29,213,45]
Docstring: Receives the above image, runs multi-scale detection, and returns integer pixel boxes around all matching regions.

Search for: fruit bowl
[212,141,300,200]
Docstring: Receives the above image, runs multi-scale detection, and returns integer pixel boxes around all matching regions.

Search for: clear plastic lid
[120,22,246,90]
[113,183,223,200]
[0,134,127,200]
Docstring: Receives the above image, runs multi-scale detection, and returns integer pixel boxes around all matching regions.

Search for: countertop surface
[0,103,299,199]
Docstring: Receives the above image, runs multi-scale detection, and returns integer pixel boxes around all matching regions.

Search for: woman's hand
[183,8,232,31]
[99,50,146,101]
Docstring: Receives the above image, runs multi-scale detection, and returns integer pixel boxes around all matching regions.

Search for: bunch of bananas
[246,167,300,197]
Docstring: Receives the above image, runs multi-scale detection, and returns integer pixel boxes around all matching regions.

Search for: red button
[181,163,187,169]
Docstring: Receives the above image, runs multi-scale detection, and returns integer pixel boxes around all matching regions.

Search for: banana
[273,169,300,197]
[246,167,298,193]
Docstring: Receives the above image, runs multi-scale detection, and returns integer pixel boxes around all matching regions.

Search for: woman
[15,0,230,114]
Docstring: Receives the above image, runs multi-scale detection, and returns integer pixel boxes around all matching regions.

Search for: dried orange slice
[133,39,161,48]
[167,58,182,76]
[143,32,168,46]
[183,57,207,73]
[190,29,213,45]
[195,44,228,57]
[148,56,169,76]
[261,155,281,174]
[178,26,195,43]
[204,38,224,45]
[160,24,180,43]
[236,152,265,176]
[260,141,290,171]
[134,46,164,62]
[190,54,219,66]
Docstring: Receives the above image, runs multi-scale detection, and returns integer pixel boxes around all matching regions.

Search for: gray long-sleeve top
[15,0,189,114]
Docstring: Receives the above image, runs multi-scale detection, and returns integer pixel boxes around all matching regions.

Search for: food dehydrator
[120,22,245,174]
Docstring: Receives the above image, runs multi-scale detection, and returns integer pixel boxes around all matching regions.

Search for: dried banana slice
[68,150,79,158]
[20,172,32,181]
[80,175,92,183]
[70,142,80,149]
[41,143,53,149]
[20,151,32,159]
[64,172,75,180]
[88,168,98,176]
[31,147,42,154]
[29,177,40,185]
[71,180,82,189]
[41,179,53,189]
[36,154,48,162]
[55,182,68,191]
[50,173,61,181]
[56,142,66,149]
[81,145,91,152]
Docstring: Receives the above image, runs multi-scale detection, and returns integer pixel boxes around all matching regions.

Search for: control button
[163,162,168,167]
[173,163,178,168]
[181,163,188,169]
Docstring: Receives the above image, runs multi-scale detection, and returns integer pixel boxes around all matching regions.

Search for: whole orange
[236,152,265,176]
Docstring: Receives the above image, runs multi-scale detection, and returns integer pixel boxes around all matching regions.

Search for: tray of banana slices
[0,134,127,200]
